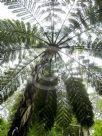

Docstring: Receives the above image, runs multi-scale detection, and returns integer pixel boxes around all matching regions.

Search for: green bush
[0,117,8,136]
[93,120,102,136]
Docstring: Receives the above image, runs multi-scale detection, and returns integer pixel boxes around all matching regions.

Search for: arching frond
[1,0,100,44]
[56,89,72,128]
[33,75,58,131]
[0,19,46,64]
[0,68,20,104]
[65,77,94,128]
[0,51,44,104]
[0,19,43,46]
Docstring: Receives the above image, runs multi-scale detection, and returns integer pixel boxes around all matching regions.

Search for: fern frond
[65,77,94,128]
[34,75,58,131]
[0,19,42,46]
[56,90,72,128]
[0,51,43,104]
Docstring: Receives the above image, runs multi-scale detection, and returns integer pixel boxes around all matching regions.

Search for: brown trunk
[80,127,84,136]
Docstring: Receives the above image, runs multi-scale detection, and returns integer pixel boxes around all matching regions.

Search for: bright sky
[0,3,17,19]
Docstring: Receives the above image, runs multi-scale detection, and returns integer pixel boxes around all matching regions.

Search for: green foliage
[0,92,24,136]
[65,77,94,128]
[28,75,58,134]
[28,121,47,136]
[95,80,102,95]
[0,70,20,104]
[93,120,102,136]
[9,92,23,120]
[96,99,102,112]
[0,19,39,46]
[92,40,102,58]
[28,121,80,136]
[56,90,72,129]
[0,117,8,136]
[87,64,102,95]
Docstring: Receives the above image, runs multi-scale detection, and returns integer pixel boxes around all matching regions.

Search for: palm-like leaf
[0,51,43,104]
[0,19,40,45]
[65,77,94,128]
[0,19,46,64]
[56,90,72,128]
[34,75,58,131]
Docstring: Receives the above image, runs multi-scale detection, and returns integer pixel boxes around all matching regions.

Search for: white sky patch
[0,3,17,19]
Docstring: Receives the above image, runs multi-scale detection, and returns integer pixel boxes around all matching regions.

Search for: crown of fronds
[0,0,102,135]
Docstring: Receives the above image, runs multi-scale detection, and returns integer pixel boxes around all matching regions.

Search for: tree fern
[0,0,101,135]
[8,79,37,136]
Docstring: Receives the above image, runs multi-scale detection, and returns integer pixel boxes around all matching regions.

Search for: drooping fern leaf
[65,77,94,128]
[56,89,72,129]
[34,75,58,131]
[0,51,43,104]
